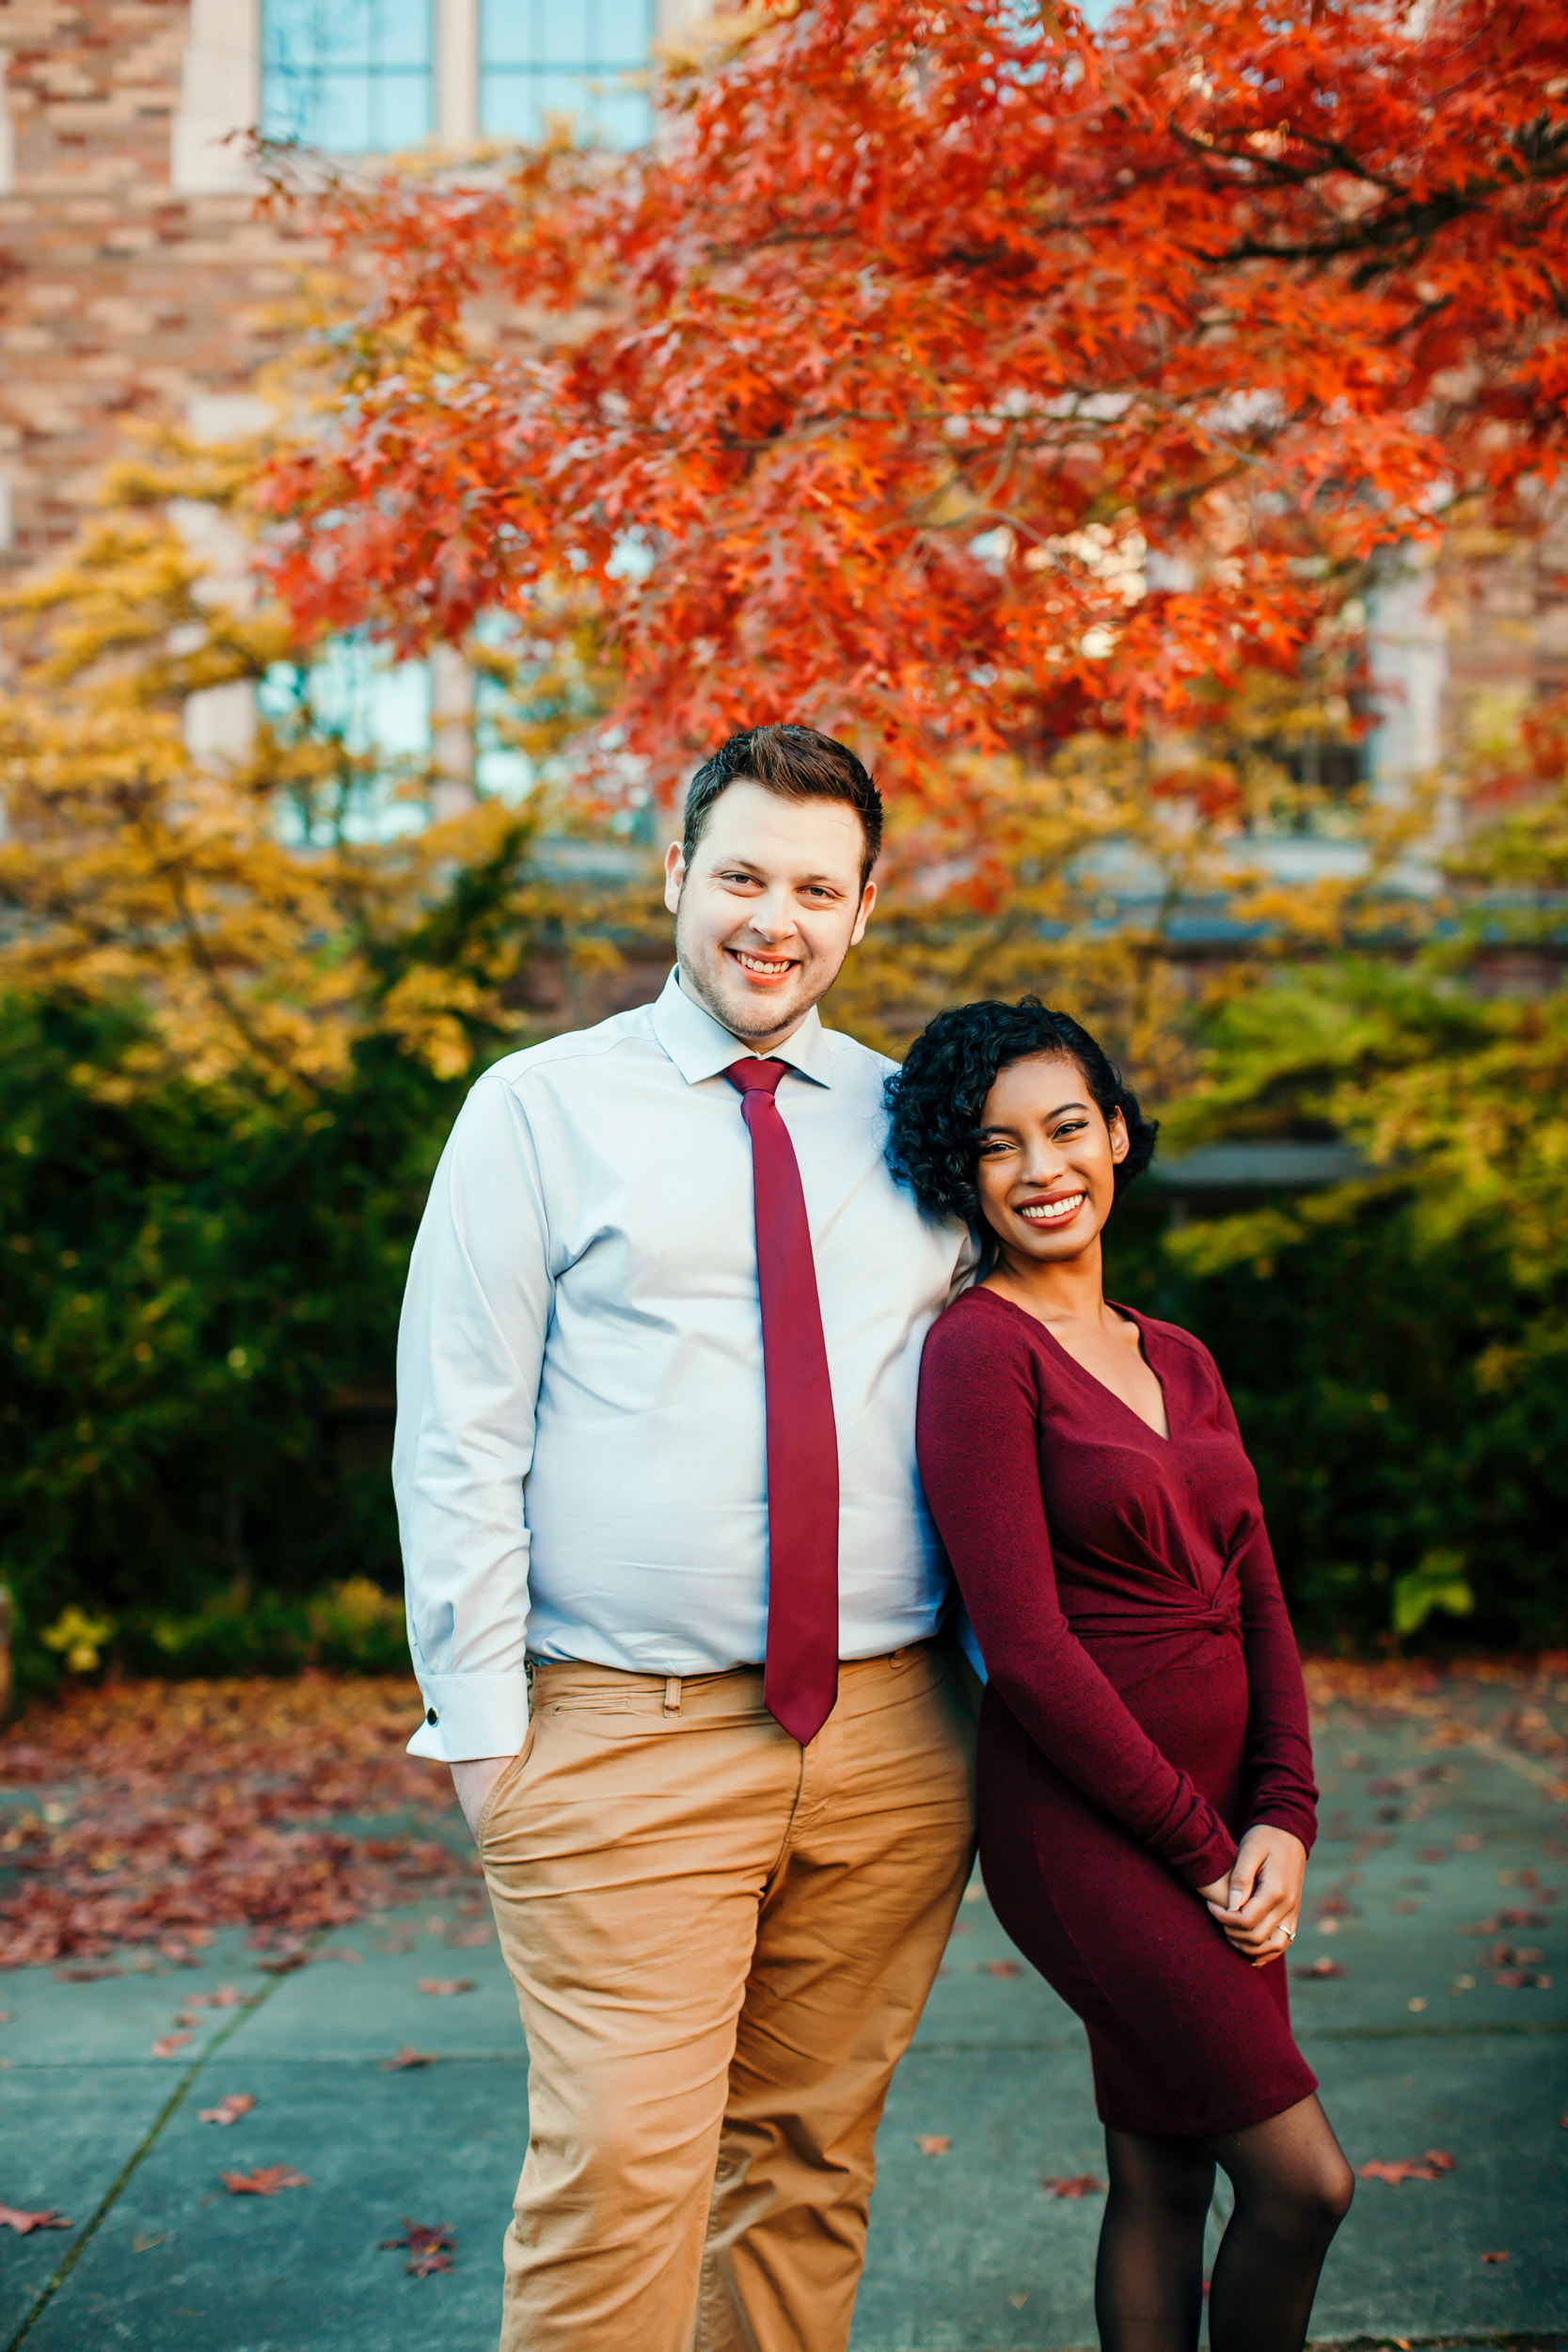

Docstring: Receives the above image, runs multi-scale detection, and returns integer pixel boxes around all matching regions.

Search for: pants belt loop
[663,1676,683,1715]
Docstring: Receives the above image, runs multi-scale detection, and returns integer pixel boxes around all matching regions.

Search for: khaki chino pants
[477,1638,976,2352]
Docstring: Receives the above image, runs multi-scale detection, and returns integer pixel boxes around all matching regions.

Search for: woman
[887,996,1353,2352]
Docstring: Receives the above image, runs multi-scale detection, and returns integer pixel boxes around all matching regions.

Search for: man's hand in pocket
[451,1756,515,1842]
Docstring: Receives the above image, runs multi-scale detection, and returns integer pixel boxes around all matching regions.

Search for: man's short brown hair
[682,725,883,889]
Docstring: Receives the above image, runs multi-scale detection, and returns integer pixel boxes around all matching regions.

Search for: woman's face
[974,1052,1129,1263]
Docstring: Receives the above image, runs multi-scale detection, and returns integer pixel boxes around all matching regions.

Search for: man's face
[664,779,877,1049]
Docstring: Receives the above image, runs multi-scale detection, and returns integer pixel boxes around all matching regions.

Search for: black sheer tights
[1094,2095,1354,2352]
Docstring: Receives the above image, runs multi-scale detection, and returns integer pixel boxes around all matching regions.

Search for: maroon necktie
[725,1059,840,1744]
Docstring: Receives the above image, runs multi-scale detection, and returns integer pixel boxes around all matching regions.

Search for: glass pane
[596,0,651,61]
[376,0,431,66]
[481,0,542,68]
[482,67,649,148]
[309,73,375,152]
[372,71,436,148]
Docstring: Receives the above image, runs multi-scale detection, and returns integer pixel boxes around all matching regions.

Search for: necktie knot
[724,1057,788,1099]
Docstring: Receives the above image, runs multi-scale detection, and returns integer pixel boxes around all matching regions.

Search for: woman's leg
[1203,2093,1354,2352]
[1094,2126,1214,2352]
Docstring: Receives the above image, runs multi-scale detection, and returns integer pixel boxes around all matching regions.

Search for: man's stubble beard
[673,912,850,1047]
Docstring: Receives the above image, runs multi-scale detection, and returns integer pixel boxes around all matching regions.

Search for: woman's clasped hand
[1197,1824,1307,1967]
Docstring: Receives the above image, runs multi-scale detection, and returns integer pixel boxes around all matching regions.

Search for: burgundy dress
[917,1286,1319,2139]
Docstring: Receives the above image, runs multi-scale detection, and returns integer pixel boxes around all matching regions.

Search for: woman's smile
[1016,1189,1087,1227]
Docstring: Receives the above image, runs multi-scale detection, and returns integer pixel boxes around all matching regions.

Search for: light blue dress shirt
[394,971,974,1759]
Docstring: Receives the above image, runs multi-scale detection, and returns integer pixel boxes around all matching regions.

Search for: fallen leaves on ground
[416,1978,476,1996]
[219,2166,310,2197]
[381,2047,436,2071]
[383,2219,456,2276]
[150,2032,191,2058]
[1481,2250,1510,2264]
[0,1676,474,1966]
[1042,2175,1106,2199]
[198,2093,256,2125]
[1293,1959,1346,1979]
[1357,2151,1458,2185]
[0,2205,71,2234]
[916,2135,951,2156]
[983,1960,1021,1979]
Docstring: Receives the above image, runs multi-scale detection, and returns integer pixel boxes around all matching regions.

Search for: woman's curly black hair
[883,996,1159,1226]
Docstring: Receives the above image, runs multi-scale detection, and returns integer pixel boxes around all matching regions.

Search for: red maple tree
[258,0,1568,802]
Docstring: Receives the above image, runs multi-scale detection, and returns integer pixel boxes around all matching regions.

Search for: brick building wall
[0,1,315,575]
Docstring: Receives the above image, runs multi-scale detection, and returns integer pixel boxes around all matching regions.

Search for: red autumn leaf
[416,1979,476,1997]
[1042,2175,1106,2199]
[198,2094,257,2125]
[383,2219,456,2275]
[984,1961,1022,1979]
[1495,1968,1552,1989]
[916,2136,951,2156]
[219,2166,310,2197]
[1293,1959,1346,1980]
[0,2205,71,2234]
[150,2033,191,2058]
[1357,2151,1458,2185]
[1481,2250,1510,2264]
[381,2047,436,2072]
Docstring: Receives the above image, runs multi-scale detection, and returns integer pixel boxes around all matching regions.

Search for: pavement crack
[3,1935,327,2352]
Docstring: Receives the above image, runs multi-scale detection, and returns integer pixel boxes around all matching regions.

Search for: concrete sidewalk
[3,1666,1565,2351]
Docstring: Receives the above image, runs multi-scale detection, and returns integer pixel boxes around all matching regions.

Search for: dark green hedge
[5,983,1563,1696]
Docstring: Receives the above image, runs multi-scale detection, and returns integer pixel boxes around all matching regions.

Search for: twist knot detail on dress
[916,1284,1319,2141]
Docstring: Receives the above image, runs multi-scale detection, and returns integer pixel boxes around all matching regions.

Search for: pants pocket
[477,1716,539,1850]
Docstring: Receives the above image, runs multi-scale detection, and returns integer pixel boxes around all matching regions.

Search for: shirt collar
[650,968,833,1089]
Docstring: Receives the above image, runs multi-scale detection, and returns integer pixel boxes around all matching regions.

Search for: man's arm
[394,1069,555,1782]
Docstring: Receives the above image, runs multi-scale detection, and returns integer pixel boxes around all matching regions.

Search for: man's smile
[726,946,800,981]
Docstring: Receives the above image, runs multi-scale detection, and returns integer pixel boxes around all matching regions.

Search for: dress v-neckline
[975,1286,1172,1443]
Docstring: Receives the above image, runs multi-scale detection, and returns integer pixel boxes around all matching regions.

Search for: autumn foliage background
[2,0,1567,1698]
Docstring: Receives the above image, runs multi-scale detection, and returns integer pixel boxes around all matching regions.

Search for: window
[261,0,435,153]
[261,637,435,846]
[481,0,653,151]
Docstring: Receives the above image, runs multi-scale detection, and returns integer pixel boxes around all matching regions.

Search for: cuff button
[426,1708,437,1725]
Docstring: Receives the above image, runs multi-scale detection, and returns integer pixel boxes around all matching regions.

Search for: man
[395,724,975,2352]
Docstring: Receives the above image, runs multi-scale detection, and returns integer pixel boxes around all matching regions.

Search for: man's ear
[847,879,878,946]
[663,841,686,915]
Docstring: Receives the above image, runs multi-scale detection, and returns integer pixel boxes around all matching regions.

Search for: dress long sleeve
[918,1310,1239,1890]
[1212,1387,1319,1851]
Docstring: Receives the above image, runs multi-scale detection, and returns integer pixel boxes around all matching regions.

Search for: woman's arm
[1200,1364,1317,1963]
[917,1311,1238,1889]
[1210,1379,1319,1855]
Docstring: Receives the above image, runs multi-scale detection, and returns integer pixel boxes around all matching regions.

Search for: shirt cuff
[405,1669,531,1762]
